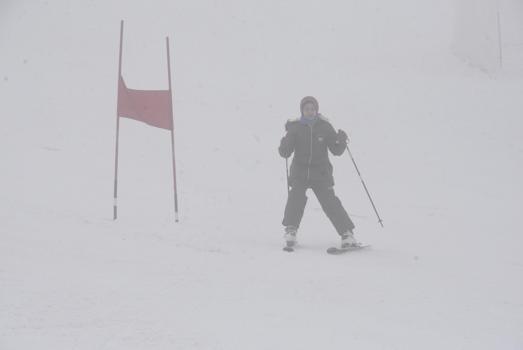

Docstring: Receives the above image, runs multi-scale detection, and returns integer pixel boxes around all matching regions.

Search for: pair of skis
[283,243,370,255]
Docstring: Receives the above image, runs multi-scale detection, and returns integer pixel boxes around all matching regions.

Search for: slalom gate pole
[166,37,179,222]
[113,20,124,220]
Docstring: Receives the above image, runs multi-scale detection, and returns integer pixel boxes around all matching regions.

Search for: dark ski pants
[282,180,355,235]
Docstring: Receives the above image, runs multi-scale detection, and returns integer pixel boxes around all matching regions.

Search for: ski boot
[341,230,361,248]
[284,225,298,250]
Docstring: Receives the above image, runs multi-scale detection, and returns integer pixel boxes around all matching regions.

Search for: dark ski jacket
[279,115,346,187]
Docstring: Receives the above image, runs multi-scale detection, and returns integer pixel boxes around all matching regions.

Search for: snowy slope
[1,0,523,349]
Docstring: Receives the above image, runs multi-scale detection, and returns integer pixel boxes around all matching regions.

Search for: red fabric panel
[117,76,173,130]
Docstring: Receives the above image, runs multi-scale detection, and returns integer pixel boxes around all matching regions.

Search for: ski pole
[346,144,384,227]
[285,158,290,194]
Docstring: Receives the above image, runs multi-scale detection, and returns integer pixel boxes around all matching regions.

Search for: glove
[285,120,292,132]
[337,129,349,143]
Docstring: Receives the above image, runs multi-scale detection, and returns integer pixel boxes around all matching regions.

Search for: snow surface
[1,0,522,349]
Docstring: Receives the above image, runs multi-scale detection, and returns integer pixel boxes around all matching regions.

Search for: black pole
[285,158,290,194]
[346,144,384,227]
[166,37,179,222]
[113,20,124,220]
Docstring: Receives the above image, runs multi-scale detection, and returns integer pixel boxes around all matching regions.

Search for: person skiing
[279,96,359,250]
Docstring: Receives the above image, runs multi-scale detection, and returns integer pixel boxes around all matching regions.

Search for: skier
[279,96,359,250]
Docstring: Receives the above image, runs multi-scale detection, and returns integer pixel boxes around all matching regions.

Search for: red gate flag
[113,20,179,222]
[117,76,173,130]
